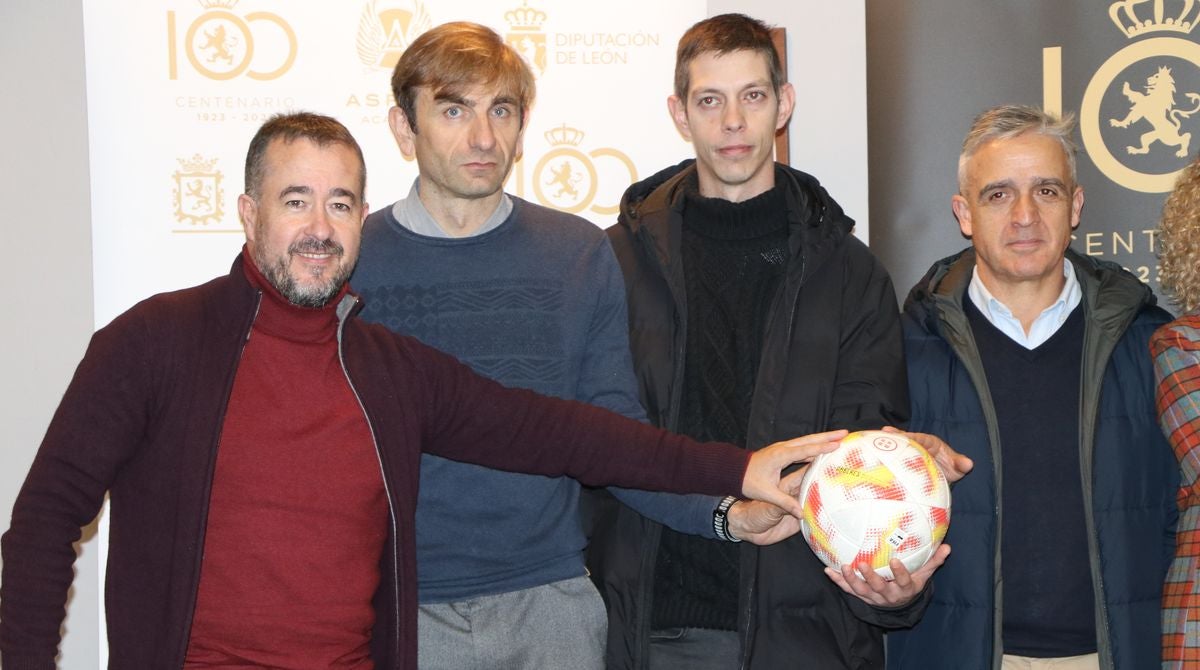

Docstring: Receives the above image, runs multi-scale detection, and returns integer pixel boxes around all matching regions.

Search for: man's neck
[417,187,505,238]
[696,170,775,204]
[975,267,1068,335]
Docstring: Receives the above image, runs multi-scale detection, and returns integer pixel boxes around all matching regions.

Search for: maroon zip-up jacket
[0,254,749,669]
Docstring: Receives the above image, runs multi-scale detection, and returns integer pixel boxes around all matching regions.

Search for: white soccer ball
[797,430,951,580]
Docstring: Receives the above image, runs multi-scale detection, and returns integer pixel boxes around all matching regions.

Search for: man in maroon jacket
[0,112,847,669]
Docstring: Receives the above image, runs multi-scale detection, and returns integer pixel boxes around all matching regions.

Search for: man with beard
[0,111,847,669]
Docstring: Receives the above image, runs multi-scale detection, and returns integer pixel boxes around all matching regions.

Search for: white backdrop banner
[81,1,703,661]
[83,0,704,328]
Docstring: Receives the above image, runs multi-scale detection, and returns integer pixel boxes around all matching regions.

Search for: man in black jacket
[589,13,971,670]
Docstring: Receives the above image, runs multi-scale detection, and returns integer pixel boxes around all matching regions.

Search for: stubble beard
[254,236,352,308]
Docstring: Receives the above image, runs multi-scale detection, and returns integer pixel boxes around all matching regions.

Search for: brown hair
[1158,156,1200,313]
[391,22,535,133]
[674,13,783,101]
[243,112,365,200]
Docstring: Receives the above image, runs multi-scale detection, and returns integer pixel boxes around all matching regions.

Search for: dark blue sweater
[352,196,718,602]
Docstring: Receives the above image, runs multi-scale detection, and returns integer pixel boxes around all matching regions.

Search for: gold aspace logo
[172,154,226,227]
[510,123,635,216]
[356,0,433,70]
[505,1,548,77]
[1075,0,1200,192]
[167,0,297,81]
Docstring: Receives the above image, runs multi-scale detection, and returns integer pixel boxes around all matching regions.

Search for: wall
[0,0,101,666]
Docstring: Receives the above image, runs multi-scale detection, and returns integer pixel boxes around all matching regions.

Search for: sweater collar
[681,176,788,241]
[240,246,347,343]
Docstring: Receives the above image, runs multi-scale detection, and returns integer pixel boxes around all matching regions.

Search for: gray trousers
[417,575,607,670]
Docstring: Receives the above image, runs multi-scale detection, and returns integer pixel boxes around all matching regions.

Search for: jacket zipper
[335,296,402,664]
[736,248,807,670]
[175,291,262,668]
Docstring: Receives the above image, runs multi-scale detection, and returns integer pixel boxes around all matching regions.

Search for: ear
[668,94,691,141]
[951,194,973,238]
[775,82,796,131]
[389,106,416,160]
[238,193,259,242]
[1070,186,1084,230]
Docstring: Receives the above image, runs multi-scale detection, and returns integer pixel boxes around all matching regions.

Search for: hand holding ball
[797,430,951,580]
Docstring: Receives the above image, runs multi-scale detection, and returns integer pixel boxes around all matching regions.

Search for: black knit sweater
[651,179,789,631]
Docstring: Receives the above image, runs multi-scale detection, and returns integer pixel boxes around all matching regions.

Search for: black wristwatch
[713,495,742,543]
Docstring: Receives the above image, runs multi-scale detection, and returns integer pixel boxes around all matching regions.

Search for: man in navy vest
[888,104,1178,670]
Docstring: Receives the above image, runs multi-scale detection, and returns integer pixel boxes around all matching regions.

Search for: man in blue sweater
[350,22,802,669]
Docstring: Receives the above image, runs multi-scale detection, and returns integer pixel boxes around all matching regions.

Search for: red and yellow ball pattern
[797,430,951,580]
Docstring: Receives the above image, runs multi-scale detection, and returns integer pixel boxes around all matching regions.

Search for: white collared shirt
[390,178,513,239]
[967,259,1082,350]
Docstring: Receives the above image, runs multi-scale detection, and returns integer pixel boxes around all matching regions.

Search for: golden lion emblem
[1110,66,1200,157]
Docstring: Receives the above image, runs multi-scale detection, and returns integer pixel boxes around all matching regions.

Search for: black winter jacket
[589,160,925,669]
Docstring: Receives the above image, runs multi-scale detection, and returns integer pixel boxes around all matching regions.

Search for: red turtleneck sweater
[184,253,387,668]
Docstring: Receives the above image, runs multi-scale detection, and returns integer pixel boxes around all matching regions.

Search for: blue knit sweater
[352,195,718,603]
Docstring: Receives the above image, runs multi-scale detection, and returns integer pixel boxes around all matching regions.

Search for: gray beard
[254,248,352,308]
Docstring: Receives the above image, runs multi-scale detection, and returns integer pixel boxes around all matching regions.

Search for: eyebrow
[433,92,517,108]
[976,177,1068,199]
[434,92,472,107]
[330,187,359,204]
[279,185,312,199]
[692,80,772,98]
[1034,177,1069,190]
[277,184,359,204]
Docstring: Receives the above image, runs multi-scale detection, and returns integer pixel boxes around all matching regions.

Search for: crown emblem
[544,124,584,147]
[1109,0,1199,38]
[177,154,219,173]
[506,1,546,32]
[198,0,239,9]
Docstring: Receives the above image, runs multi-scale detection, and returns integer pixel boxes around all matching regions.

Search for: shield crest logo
[173,155,225,226]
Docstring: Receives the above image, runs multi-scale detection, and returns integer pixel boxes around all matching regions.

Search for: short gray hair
[957,104,1078,194]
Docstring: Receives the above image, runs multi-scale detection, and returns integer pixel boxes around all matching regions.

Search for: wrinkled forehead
[263,137,365,198]
[966,134,1072,181]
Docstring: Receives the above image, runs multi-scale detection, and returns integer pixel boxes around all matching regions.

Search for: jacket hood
[616,158,855,265]
[904,246,1159,335]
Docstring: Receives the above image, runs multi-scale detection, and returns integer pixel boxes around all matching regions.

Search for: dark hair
[243,112,366,199]
[391,22,535,133]
[674,13,783,101]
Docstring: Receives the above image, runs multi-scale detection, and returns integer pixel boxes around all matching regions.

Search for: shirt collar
[967,257,1081,349]
[390,178,512,239]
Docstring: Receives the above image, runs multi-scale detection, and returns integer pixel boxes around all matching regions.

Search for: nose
[469,114,497,151]
[722,100,746,133]
[303,205,335,240]
[1012,191,1040,227]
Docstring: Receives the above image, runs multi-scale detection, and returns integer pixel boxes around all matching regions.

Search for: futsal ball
[797,430,951,580]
